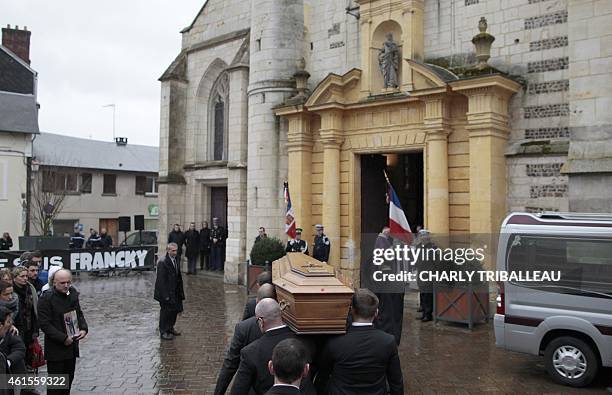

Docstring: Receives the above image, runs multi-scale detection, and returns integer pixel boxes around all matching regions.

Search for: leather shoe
[170,328,181,336]
[160,332,174,340]
[421,316,432,322]
[415,315,424,320]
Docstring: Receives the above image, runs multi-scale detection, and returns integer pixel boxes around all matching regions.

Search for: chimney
[2,24,31,64]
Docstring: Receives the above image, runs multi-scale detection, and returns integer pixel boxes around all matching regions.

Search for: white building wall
[0,133,31,247]
[38,170,159,241]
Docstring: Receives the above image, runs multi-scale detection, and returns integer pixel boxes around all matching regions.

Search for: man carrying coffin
[214,284,277,395]
[154,243,185,340]
[285,228,308,255]
[315,289,404,395]
[230,299,316,395]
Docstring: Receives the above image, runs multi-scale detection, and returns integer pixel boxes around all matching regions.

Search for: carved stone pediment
[305,69,362,108]
[407,60,457,90]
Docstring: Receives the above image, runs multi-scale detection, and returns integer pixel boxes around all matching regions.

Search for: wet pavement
[48,271,610,394]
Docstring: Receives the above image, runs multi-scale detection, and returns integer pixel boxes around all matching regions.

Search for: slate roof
[33,132,159,173]
[0,92,39,134]
[0,45,36,94]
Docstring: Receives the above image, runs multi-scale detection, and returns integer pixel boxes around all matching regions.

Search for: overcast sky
[3,0,205,147]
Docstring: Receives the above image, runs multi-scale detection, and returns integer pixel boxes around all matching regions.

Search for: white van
[494,212,612,387]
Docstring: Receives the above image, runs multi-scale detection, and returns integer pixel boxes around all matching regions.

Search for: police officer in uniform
[210,217,226,271]
[286,228,308,255]
[312,224,330,262]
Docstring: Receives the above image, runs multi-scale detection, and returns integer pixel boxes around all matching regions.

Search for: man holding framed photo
[37,269,88,394]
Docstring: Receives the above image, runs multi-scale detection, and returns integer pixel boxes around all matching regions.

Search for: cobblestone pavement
[48,272,610,394]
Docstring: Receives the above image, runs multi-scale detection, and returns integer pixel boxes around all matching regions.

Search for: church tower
[246,0,305,247]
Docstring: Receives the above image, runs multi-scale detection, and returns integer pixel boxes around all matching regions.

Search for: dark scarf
[14,283,33,332]
[0,294,18,319]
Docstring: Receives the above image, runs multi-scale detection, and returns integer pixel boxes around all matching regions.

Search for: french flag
[284,182,297,239]
[387,180,413,244]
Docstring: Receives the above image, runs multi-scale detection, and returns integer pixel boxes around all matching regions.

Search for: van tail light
[496,281,505,315]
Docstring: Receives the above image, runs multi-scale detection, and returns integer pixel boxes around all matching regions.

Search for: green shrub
[249,237,286,266]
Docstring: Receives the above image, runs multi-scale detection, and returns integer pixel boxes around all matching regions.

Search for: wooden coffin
[272,253,354,334]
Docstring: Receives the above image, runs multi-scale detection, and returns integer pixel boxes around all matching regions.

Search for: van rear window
[506,235,612,298]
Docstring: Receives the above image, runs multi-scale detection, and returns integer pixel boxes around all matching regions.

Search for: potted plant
[247,237,286,294]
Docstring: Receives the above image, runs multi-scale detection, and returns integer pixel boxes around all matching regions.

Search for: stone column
[247,0,304,250]
[451,78,520,234]
[286,111,313,240]
[225,64,249,284]
[423,96,451,234]
[157,78,187,258]
[319,110,344,266]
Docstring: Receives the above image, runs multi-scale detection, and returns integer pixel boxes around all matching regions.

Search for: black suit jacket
[242,297,256,320]
[230,326,316,395]
[264,385,301,395]
[315,325,404,395]
[153,254,185,311]
[215,316,262,395]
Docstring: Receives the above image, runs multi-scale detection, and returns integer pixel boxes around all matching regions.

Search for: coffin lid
[272,253,354,294]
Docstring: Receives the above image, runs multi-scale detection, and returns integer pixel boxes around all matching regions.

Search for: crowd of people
[167,218,226,275]
[0,251,87,395]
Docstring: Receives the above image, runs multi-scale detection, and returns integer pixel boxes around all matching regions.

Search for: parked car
[120,230,158,246]
[120,230,158,269]
[494,212,612,387]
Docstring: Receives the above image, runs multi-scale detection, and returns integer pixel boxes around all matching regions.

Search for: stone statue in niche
[378,33,400,88]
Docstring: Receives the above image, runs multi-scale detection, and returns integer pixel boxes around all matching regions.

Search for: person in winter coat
[0,305,27,382]
[98,228,113,248]
[154,243,184,340]
[0,281,19,330]
[0,233,12,251]
[184,223,200,275]
[199,222,211,271]
[37,269,88,394]
[11,268,39,350]
[86,229,101,249]
[168,224,185,266]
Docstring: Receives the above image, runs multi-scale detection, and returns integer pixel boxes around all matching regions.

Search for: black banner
[0,246,156,272]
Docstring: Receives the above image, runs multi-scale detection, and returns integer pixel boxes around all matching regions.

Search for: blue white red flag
[284,182,297,239]
[386,177,413,244]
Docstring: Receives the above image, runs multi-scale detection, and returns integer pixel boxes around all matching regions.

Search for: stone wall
[304,0,360,90]
[565,0,612,212]
[423,0,571,215]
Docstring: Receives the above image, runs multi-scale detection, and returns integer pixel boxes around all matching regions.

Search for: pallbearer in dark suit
[230,299,316,395]
[154,243,185,340]
[285,228,308,255]
[315,288,404,395]
[210,217,226,271]
[265,339,310,395]
[215,284,277,395]
[312,224,330,262]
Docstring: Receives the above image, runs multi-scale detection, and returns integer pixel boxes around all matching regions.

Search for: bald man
[38,269,88,394]
[230,299,316,395]
[214,284,276,395]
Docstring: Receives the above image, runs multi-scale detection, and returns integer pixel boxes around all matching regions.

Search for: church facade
[158,0,612,284]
